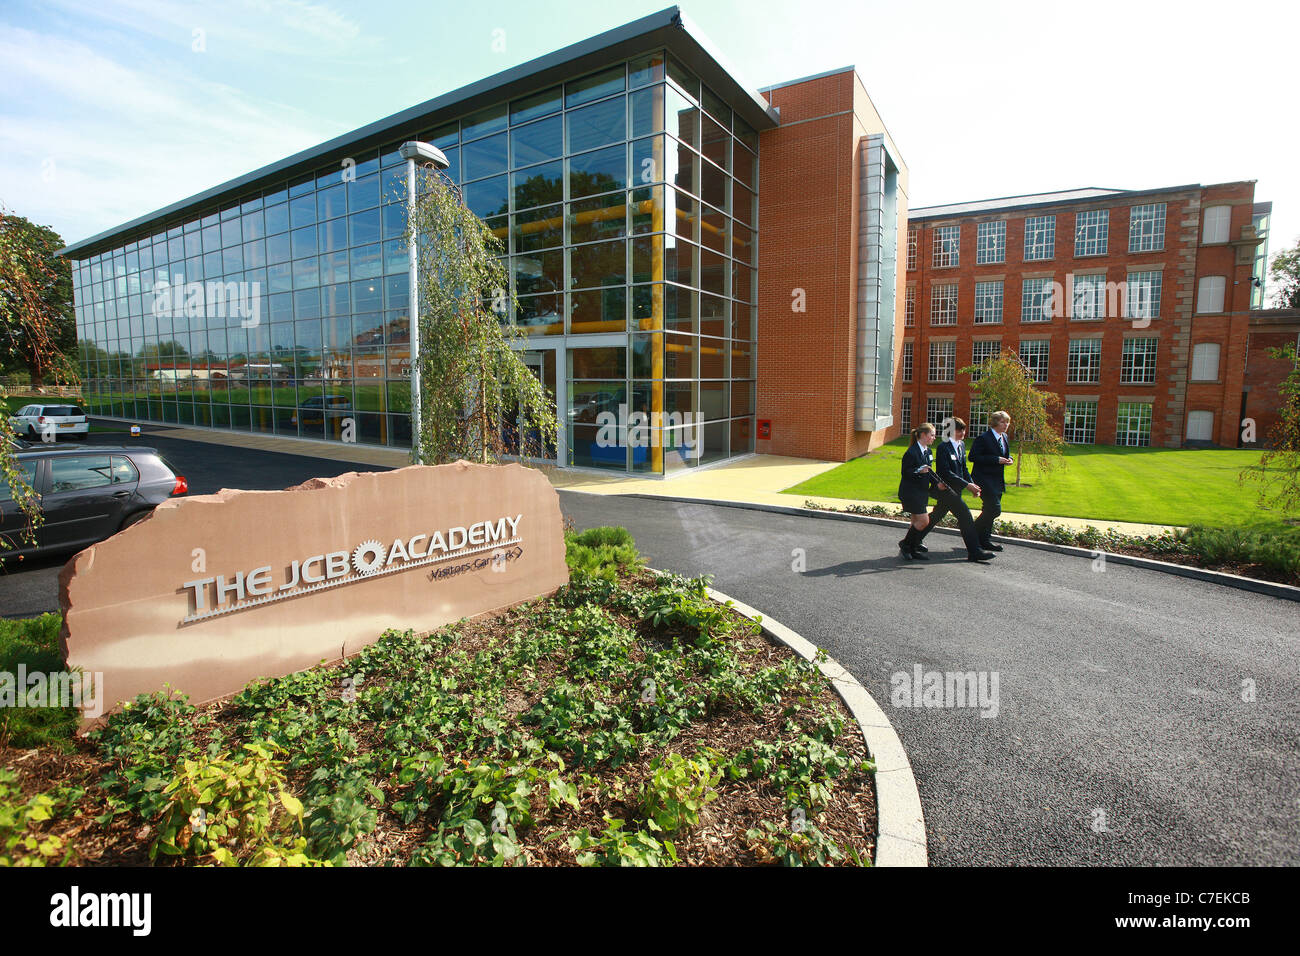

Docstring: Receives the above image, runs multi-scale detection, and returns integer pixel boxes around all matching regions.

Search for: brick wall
[755,70,909,461]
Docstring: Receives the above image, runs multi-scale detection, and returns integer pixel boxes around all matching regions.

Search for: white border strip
[705,586,928,867]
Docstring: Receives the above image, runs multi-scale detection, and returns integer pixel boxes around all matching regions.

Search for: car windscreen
[43,406,81,416]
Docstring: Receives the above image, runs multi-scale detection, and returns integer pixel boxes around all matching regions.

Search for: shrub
[564,525,643,582]
[150,741,326,866]
[640,752,721,833]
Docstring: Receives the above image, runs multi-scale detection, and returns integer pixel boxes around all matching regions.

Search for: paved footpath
[560,491,1299,866]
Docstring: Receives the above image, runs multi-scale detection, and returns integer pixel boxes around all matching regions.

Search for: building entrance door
[507,347,562,465]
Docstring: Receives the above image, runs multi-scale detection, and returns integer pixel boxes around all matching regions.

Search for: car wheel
[119,511,152,531]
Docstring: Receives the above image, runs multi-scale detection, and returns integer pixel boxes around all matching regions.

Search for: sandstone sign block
[59,461,568,716]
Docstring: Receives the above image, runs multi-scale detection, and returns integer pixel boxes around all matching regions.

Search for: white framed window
[1074,209,1109,256]
[1202,205,1231,244]
[1121,338,1158,383]
[933,225,959,268]
[907,229,918,271]
[1071,274,1108,320]
[1116,402,1153,446]
[902,341,914,382]
[1126,271,1162,321]
[905,285,915,327]
[929,341,956,382]
[1024,215,1055,261]
[926,396,953,431]
[900,395,912,433]
[1020,277,1055,322]
[1067,338,1102,383]
[1128,203,1166,253]
[968,398,989,436]
[1063,400,1097,444]
[931,283,958,325]
[971,339,1001,380]
[1190,342,1221,381]
[977,221,1006,264]
[1197,276,1225,314]
[974,280,1004,324]
[1186,410,1214,441]
[1019,339,1050,382]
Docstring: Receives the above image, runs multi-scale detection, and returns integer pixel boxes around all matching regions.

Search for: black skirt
[898,487,931,515]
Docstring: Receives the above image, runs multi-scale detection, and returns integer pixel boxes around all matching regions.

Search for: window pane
[569,192,627,244]
[463,131,509,180]
[463,175,509,218]
[512,160,563,211]
[567,97,626,154]
[515,204,563,252]
[566,66,624,108]
[49,456,112,492]
[568,145,626,198]
[511,86,561,125]
[511,115,562,167]
[570,239,626,289]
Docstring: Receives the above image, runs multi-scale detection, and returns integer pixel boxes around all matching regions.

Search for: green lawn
[784,437,1298,528]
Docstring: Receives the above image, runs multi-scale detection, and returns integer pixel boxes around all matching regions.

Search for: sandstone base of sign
[59,460,568,723]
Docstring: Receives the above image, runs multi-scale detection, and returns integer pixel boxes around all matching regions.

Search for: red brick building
[902,183,1271,448]
[754,68,909,461]
[1243,308,1300,445]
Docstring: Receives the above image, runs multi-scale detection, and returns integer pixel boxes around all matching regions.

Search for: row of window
[900,339,1224,385]
[906,273,1162,325]
[899,395,1156,446]
[903,273,1232,326]
[906,202,1239,270]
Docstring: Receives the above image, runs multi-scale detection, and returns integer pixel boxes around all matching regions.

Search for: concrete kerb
[703,585,928,867]
[615,492,1300,604]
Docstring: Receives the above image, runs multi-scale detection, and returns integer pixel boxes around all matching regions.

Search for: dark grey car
[0,445,188,559]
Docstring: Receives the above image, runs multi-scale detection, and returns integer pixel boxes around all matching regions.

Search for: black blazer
[898,442,940,499]
[935,438,973,490]
[970,428,1009,494]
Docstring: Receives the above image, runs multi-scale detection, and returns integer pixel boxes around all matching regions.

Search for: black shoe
[911,549,929,560]
[915,543,929,552]
[898,539,916,560]
[982,543,1003,552]
[967,551,996,562]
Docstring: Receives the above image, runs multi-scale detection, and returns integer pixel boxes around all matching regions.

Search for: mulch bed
[1,571,877,866]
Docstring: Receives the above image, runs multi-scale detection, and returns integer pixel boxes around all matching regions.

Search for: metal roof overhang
[60,5,777,258]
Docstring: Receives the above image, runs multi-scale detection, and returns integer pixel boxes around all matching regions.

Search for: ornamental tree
[960,350,1065,487]
[404,165,557,465]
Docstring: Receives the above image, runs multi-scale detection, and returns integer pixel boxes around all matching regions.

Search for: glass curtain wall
[71,49,759,474]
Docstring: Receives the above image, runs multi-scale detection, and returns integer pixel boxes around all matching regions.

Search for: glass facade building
[64,12,768,475]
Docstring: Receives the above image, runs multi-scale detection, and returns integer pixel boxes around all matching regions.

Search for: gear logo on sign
[351,540,386,576]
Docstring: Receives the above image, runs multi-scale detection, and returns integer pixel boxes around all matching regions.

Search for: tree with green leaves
[1269,239,1300,309]
[0,212,76,385]
[406,164,557,465]
[960,350,1065,487]
[1242,342,1300,511]
[1,207,79,549]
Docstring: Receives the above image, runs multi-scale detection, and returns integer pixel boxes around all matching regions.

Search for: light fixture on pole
[399,140,450,464]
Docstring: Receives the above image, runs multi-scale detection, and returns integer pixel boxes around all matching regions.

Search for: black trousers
[974,486,1003,545]
[923,488,983,555]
